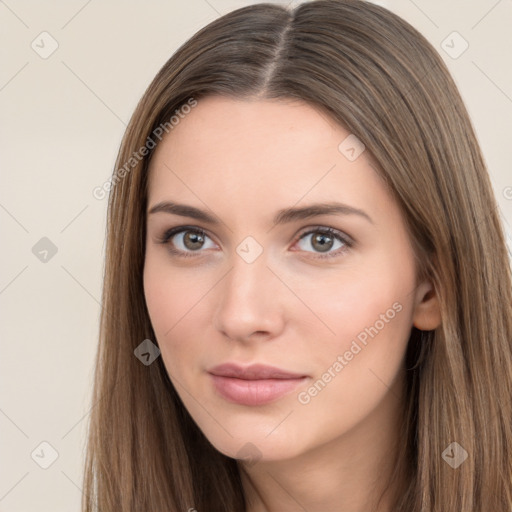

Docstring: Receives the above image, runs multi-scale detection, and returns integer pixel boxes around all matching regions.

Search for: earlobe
[412,280,442,331]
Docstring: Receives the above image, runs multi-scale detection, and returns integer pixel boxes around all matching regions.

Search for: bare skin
[143,95,441,512]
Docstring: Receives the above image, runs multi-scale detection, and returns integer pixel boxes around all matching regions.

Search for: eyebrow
[148,201,374,226]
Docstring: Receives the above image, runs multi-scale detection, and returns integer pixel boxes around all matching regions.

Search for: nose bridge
[213,245,285,340]
[222,247,276,313]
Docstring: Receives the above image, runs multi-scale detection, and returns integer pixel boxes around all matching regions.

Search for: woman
[82,1,512,510]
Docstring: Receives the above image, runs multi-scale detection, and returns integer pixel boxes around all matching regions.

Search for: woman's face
[143,95,437,463]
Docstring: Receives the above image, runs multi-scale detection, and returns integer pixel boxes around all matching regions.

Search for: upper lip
[208,363,307,380]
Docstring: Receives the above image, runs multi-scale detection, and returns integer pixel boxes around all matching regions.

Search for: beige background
[1,0,511,510]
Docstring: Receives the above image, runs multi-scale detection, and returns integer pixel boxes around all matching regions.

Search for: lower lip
[209,374,307,406]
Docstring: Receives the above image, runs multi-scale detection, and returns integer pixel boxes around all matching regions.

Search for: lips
[208,363,308,406]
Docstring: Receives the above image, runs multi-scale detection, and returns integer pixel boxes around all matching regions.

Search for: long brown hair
[82,1,512,510]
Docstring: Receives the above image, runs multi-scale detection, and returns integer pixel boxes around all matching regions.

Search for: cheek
[291,257,414,354]
[143,255,211,374]
[302,256,415,396]
[290,273,414,445]
[144,250,199,332]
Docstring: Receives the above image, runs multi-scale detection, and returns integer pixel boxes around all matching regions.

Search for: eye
[293,227,352,259]
[156,225,353,260]
[156,226,217,258]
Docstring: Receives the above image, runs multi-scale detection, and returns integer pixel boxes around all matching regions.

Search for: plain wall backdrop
[1,0,511,510]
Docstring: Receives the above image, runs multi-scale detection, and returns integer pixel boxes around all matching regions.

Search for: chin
[197,418,312,464]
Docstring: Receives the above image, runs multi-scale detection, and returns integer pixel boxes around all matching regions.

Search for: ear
[412,279,441,331]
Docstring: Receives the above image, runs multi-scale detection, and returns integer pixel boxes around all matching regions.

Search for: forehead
[147,96,390,223]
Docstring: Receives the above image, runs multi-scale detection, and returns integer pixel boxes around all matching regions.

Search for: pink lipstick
[208,363,308,406]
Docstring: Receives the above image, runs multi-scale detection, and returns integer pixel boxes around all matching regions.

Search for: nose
[212,249,286,344]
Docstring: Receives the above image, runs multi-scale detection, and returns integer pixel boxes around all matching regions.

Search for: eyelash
[156,225,353,260]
